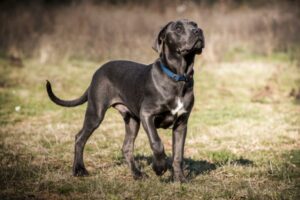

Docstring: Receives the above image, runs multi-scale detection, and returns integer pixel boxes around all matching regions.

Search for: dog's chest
[170,98,187,116]
[154,98,189,129]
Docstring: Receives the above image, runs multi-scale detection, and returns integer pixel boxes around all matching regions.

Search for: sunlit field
[1,55,299,199]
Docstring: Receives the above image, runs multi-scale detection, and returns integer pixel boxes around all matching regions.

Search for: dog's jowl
[46,19,205,182]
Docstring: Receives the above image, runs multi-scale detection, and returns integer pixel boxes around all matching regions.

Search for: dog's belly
[154,112,176,129]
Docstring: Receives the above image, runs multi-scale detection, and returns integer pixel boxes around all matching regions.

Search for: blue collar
[160,62,190,82]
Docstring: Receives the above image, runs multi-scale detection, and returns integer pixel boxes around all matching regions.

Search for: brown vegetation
[0,1,299,63]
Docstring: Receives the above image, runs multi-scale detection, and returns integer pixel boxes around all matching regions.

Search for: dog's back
[89,60,152,115]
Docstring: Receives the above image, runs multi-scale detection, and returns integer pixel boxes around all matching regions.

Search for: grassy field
[0,53,299,199]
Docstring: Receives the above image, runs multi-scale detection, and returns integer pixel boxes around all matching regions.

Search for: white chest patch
[171,99,187,116]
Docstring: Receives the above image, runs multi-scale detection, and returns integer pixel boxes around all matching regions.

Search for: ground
[0,55,299,199]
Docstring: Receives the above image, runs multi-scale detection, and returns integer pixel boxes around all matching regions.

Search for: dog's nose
[192,28,201,36]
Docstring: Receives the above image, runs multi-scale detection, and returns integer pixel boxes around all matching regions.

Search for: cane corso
[46,19,204,182]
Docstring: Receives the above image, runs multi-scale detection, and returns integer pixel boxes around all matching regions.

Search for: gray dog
[46,19,204,182]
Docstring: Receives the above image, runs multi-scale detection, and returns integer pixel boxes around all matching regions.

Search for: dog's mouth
[191,39,204,54]
[179,39,204,55]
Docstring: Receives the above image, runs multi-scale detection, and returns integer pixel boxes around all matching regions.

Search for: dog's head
[153,19,205,56]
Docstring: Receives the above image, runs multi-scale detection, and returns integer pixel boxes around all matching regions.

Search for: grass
[0,54,299,199]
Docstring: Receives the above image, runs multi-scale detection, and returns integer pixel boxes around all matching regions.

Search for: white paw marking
[171,99,187,116]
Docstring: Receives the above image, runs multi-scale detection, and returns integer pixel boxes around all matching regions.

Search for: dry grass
[0,53,299,199]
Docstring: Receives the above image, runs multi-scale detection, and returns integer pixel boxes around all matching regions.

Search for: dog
[46,19,204,182]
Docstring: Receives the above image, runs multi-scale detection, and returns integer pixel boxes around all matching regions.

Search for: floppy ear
[152,21,173,53]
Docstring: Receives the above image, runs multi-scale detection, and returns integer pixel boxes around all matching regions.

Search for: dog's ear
[152,21,173,53]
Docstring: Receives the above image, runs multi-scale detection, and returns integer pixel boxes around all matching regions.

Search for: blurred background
[1,0,300,64]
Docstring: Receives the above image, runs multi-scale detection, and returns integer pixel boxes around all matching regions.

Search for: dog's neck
[160,44,195,77]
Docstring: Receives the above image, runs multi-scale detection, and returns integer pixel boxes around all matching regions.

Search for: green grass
[0,56,299,199]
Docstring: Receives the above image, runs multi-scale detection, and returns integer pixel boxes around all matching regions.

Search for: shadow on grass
[134,154,254,181]
[185,158,216,178]
[0,141,73,199]
[185,158,253,179]
[230,158,254,166]
[0,142,44,199]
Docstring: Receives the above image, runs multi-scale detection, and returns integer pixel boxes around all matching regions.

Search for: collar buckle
[160,62,191,83]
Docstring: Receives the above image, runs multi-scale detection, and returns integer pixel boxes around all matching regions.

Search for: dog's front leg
[172,116,188,182]
[141,114,168,176]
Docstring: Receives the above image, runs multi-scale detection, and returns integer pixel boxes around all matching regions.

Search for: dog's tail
[46,80,88,107]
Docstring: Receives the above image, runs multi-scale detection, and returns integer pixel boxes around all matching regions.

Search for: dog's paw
[132,170,149,180]
[152,159,168,176]
[73,165,89,177]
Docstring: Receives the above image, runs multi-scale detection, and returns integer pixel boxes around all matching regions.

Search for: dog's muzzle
[179,38,204,55]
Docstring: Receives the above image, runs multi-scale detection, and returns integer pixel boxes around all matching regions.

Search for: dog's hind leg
[73,102,108,176]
